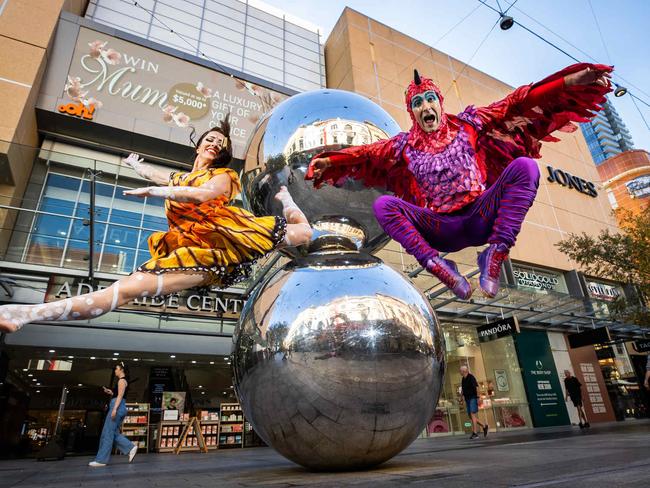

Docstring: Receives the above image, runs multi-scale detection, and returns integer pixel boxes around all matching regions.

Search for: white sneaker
[88,461,106,467]
[128,445,138,463]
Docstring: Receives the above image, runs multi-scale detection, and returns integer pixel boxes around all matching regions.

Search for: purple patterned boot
[477,243,509,298]
[426,256,472,300]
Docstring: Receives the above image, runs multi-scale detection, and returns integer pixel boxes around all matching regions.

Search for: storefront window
[595,343,644,420]
[427,323,532,437]
[480,336,532,430]
[585,278,625,316]
[2,346,239,458]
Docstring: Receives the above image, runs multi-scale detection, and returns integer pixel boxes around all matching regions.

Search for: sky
[262,0,650,152]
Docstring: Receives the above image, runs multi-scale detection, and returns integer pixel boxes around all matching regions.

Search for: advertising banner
[515,330,570,427]
[567,345,616,423]
[43,26,288,160]
[163,391,186,418]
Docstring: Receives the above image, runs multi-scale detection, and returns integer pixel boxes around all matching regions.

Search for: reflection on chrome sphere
[232,252,445,470]
[242,89,401,255]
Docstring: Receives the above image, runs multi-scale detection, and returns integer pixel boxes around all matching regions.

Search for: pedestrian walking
[89,361,137,466]
[460,365,488,439]
[564,370,589,428]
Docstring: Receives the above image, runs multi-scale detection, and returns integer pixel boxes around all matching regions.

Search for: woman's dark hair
[116,361,130,383]
[190,113,232,168]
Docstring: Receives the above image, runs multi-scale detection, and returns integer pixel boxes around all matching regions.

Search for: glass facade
[426,324,532,436]
[595,343,646,420]
[85,0,325,92]
[7,157,167,276]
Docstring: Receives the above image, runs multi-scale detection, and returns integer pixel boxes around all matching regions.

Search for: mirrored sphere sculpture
[242,89,401,255]
[232,252,445,470]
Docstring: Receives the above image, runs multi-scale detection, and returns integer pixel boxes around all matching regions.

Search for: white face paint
[411,90,442,133]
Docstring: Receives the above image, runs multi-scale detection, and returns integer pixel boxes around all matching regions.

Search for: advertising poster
[46,26,288,160]
[163,391,186,417]
[515,330,570,427]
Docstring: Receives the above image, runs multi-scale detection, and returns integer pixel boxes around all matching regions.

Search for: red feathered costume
[306,64,613,298]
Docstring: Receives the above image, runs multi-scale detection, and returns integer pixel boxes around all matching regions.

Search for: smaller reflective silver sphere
[232,252,445,470]
[242,89,401,255]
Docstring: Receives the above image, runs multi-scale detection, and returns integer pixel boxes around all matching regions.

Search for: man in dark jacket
[564,370,589,428]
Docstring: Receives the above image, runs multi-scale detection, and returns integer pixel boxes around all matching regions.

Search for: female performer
[0,116,312,333]
[308,63,612,299]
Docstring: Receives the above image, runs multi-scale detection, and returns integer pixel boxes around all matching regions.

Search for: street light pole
[86,169,102,285]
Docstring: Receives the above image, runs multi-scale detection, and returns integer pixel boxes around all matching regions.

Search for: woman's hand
[309,157,331,179]
[122,153,150,178]
[564,66,611,87]
[123,152,144,170]
[123,153,173,185]
[111,408,117,420]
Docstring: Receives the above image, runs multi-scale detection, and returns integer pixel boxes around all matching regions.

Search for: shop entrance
[0,345,237,458]
[425,324,532,437]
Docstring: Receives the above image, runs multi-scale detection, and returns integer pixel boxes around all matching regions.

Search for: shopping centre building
[0,1,647,457]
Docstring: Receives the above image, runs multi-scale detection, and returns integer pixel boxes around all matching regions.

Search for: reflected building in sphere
[283,118,388,157]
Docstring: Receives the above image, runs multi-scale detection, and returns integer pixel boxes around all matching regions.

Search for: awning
[427,283,648,338]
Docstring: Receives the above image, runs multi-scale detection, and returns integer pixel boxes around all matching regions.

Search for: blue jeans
[95,398,135,464]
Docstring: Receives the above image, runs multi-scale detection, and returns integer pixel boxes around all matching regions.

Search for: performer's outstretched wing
[470,62,613,185]
[305,132,426,204]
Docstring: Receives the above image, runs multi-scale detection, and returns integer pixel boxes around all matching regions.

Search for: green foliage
[556,208,649,326]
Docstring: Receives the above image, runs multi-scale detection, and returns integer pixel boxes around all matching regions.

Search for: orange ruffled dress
[137,167,286,288]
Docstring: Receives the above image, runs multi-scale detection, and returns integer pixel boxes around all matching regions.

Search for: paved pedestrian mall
[2,421,649,487]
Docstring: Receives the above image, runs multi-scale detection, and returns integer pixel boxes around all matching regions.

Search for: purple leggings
[373,157,540,267]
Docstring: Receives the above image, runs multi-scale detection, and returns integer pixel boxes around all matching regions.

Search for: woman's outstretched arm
[123,173,232,204]
[122,153,173,186]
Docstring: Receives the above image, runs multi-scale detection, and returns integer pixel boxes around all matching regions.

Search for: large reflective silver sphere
[232,252,445,470]
[242,89,401,255]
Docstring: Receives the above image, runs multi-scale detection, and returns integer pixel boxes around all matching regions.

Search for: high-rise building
[581,98,634,164]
